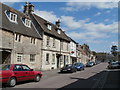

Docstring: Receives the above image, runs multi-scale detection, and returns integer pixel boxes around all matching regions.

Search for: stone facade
[41,34,70,70]
[1,30,42,70]
[69,40,77,64]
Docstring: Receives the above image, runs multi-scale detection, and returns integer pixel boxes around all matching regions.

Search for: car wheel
[83,68,85,70]
[7,77,16,87]
[34,74,41,82]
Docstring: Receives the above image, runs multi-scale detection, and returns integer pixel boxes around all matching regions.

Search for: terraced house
[1,2,96,71]
[23,2,71,70]
[0,3,42,70]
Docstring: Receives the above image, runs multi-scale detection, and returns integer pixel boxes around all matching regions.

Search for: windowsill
[46,45,50,47]
[30,62,35,64]
[52,46,56,48]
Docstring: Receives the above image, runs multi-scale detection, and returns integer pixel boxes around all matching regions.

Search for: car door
[13,65,25,81]
[21,65,34,80]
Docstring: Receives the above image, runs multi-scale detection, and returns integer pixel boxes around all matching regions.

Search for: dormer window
[47,24,52,30]
[46,22,52,30]
[57,29,61,34]
[21,17,31,28]
[5,10,17,23]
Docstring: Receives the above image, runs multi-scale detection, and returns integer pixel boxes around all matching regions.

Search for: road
[2,63,108,89]
[4,62,119,89]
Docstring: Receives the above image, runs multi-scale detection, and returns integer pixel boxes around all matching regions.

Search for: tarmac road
[6,63,110,89]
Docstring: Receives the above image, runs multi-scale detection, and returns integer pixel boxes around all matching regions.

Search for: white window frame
[25,19,31,28]
[52,54,55,65]
[15,33,22,42]
[46,53,49,65]
[17,54,23,63]
[46,36,50,47]
[5,10,17,24]
[21,17,31,28]
[53,38,56,48]
[30,37,36,44]
[57,29,61,34]
[47,24,52,30]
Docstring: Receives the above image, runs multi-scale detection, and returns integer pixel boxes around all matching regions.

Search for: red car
[0,64,42,87]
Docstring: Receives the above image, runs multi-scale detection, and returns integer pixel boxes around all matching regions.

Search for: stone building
[69,37,77,64]
[0,3,42,70]
[23,3,71,70]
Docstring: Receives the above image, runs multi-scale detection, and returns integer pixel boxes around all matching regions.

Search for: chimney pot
[56,19,60,28]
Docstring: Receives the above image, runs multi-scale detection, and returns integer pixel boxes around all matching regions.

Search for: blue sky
[4,2,118,53]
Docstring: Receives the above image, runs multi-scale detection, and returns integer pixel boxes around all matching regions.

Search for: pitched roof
[0,3,42,39]
[32,14,70,42]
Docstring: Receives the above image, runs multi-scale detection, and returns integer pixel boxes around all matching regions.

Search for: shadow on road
[57,69,120,89]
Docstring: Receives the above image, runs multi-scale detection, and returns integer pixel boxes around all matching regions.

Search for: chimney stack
[23,2,34,14]
[56,19,60,28]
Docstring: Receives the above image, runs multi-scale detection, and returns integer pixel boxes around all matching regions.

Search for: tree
[111,45,118,56]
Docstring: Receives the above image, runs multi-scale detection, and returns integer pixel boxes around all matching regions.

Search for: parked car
[60,64,77,73]
[107,61,120,69]
[74,62,85,71]
[0,64,42,87]
[86,61,95,67]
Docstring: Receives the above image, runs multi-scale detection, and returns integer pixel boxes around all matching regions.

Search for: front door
[56,56,60,68]
[64,55,66,66]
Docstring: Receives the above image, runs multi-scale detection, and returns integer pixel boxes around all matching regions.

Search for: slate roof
[0,3,42,39]
[32,14,71,42]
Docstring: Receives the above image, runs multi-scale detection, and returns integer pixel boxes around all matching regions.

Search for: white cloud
[104,19,109,22]
[111,41,118,46]
[94,12,101,16]
[106,10,111,13]
[34,10,118,44]
[60,15,118,33]
[34,10,58,23]
[61,2,118,12]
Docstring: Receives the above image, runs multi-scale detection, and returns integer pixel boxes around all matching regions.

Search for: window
[53,38,56,48]
[66,56,69,64]
[13,65,22,71]
[5,10,17,23]
[52,54,55,65]
[46,53,49,65]
[22,65,31,71]
[67,43,69,51]
[21,17,31,28]
[61,41,63,50]
[46,36,50,46]
[30,37,36,44]
[15,33,21,42]
[17,54,22,62]
[57,29,61,34]
[47,24,52,30]
[30,54,36,62]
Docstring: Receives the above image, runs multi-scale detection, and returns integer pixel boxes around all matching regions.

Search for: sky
[3,1,118,53]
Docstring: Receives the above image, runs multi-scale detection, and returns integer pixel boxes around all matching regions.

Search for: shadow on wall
[57,70,120,89]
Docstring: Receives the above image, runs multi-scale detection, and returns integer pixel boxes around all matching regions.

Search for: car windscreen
[111,62,118,65]
[65,64,72,67]
[74,63,82,66]
[0,64,11,70]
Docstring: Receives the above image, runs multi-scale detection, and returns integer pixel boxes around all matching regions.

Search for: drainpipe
[12,31,15,64]
[59,39,61,69]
